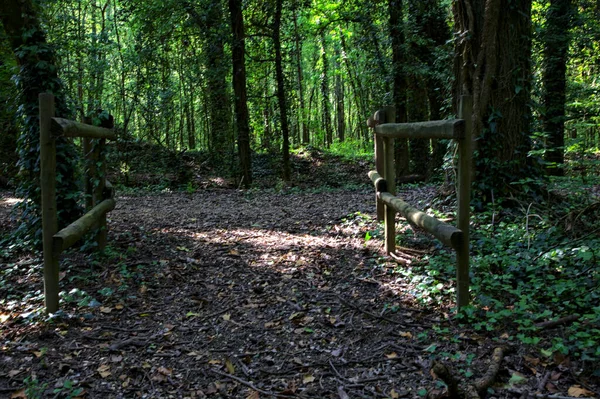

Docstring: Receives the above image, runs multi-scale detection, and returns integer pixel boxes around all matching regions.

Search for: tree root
[429,347,505,399]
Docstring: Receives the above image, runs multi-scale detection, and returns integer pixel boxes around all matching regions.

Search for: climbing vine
[3,0,82,247]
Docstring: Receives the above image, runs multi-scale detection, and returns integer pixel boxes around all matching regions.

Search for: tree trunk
[389,0,410,178]
[408,78,430,176]
[229,0,252,187]
[0,57,18,181]
[0,0,81,240]
[408,0,451,175]
[542,0,573,176]
[334,44,345,143]
[292,1,309,144]
[185,1,232,162]
[320,33,333,147]
[274,0,291,181]
[340,34,369,143]
[453,0,537,201]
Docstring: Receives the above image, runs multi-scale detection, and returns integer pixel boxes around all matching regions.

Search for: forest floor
[1,152,599,398]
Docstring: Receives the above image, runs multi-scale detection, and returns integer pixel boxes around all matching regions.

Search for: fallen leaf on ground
[8,369,21,377]
[523,355,539,366]
[246,390,260,399]
[508,372,527,386]
[568,385,596,398]
[10,389,26,398]
[386,352,398,359]
[303,374,315,384]
[97,364,111,378]
[226,359,235,374]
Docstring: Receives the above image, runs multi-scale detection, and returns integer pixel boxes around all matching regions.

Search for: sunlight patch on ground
[191,227,363,251]
[0,197,22,206]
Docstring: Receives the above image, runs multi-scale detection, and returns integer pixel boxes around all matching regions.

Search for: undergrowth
[389,177,600,362]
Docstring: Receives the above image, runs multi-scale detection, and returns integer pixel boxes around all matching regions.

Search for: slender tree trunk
[334,44,345,142]
[274,0,290,180]
[185,1,232,161]
[408,78,430,176]
[542,0,573,176]
[320,33,333,147]
[389,0,410,178]
[340,34,368,143]
[408,0,451,175]
[292,1,309,144]
[229,0,252,187]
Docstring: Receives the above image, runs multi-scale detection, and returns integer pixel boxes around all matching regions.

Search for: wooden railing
[367,95,473,309]
[40,93,116,313]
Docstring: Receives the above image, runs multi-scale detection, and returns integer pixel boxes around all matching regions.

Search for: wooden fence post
[373,111,385,222]
[40,93,60,313]
[382,107,396,254]
[457,95,473,309]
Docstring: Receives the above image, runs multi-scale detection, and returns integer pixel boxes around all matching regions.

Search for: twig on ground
[430,347,505,399]
[208,368,299,398]
[535,314,580,330]
[337,295,421,327]
[506,388,584,399]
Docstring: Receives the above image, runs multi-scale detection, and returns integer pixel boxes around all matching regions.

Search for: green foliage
[23,376,48,399]
[52,379,84,399]
[323,139,373,161]
[5,7,82,249]
[390,188,600,360]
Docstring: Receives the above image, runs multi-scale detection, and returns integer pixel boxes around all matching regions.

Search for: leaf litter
[0,186,598,398]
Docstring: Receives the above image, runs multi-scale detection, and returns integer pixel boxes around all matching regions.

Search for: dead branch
[430,347,505,399]
[535,314,580,330]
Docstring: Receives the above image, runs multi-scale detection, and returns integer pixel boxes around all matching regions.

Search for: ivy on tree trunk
[542,0,573,176]
[0,0,81,245]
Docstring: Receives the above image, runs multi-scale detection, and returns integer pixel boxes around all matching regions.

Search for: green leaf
[509,372,528,386]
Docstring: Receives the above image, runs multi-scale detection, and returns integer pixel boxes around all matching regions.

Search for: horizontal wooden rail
[378,192,463,250]
[51,117,116,140]
[374,119,464,139]
[53,198,116,253]
[368,170,387,192]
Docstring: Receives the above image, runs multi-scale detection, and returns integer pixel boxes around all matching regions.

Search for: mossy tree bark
[0,0,81,243]
[320,32,333,147]
[185,0,233,163]
[542,0,573,176]
[408,0,452,175]
[229,0,252,187]
[453,0,539,202]
[389,0,410,179]
[274,0,291,181]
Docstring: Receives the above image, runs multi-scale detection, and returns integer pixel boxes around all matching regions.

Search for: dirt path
[1,188,587,398]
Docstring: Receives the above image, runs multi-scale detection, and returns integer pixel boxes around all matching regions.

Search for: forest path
[1,187,513,398]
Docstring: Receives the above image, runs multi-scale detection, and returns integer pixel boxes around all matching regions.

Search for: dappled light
[2,0,600,395]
